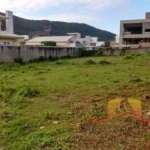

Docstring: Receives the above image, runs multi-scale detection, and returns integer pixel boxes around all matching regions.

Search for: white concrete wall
[115,35,120,43]
[0,46,79,62]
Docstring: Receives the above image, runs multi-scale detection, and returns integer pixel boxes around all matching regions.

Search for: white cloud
[0,0,132,30]
[0,0,131,12]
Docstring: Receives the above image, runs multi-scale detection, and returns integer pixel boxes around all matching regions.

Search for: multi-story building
[120,12,150,48]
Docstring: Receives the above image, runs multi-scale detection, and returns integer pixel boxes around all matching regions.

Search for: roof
[0,15,8,21]
[67,33,80,35]
[27,36,74,43]
[0,31,24,39]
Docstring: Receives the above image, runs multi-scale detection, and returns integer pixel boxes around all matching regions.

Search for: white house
[0,11,24,46]
[25,35,77,47]
[67,33,104,50]
[26,32,104,49]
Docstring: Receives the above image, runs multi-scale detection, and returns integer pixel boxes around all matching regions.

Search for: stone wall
[0,46,79,62]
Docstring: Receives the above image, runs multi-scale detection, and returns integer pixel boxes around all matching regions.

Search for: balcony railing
[124,32,131,35]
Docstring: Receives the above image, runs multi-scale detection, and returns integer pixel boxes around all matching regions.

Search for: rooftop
[27,36,74,43]
[0,31,24,39]
[0,15,8,21]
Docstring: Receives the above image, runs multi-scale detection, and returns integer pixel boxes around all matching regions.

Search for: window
[7,42,10,45]
[145,29,150,32]
[4,42,6,46]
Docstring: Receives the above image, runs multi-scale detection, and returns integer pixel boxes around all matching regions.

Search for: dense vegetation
[41,41,56,46]
[0,54,150,149]
[0,12,115,41]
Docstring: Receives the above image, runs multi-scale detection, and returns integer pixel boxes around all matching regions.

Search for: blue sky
[1,0,150,34]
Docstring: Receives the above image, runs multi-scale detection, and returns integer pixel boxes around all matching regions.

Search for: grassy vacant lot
[0,54,150,150]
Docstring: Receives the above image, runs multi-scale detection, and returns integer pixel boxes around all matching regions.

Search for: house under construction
[120,12,150,48]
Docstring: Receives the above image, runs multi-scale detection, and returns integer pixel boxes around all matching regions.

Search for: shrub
[103,41,110,47]
[95,51,105,56]
[29,56,47,62]
[99,60,111,65]
[49,56,59,61]
[60,55,71,59]
[79,48,99,57]
[43,111,51,120]
[124,56,134,60]
[84,59,96,65]
[79,47,87,57]
[130,78,142,83]
[41,41,56,46]
[120,48,130,56]
[14,57,24,65]
[17,86,39,98]
[55,60,68,65]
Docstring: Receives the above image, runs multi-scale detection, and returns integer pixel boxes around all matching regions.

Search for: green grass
[0,55,150,149]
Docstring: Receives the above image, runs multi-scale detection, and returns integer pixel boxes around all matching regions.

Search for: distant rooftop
[27,36,74,43]
[0,15,8,21]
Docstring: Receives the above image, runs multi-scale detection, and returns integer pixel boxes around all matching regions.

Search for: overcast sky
[0,0,150,34]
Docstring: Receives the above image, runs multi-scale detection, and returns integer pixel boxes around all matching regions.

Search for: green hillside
[0,12,115,41]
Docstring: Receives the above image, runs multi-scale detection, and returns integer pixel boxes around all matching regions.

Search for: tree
[41,41,56,46]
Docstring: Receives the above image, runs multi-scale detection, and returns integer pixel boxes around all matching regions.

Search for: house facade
[120,12,150,48]
[0,11,24,46]
[67,33,104,50]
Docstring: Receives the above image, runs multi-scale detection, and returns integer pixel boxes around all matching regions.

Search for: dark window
[145,29,150,32]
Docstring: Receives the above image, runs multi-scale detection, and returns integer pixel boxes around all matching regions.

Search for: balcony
[123,33,150,39]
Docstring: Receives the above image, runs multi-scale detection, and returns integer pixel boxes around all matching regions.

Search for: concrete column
[6,11,14,34]
[142,23,145,34]
[119,21,124,47]
[0,21,1,31]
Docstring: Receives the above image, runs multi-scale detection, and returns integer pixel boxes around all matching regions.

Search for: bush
[55,60,68,65]
[130,78,142,83]
[29,56,47,62]
[79,48,100,57]
[41,41,56,46]
[99,60,111,65]
[49,56,59,61]
[84,59,96,65]
[14,57,24,65]
[17,86,39,98]
[79,47,87,57]
[124,56,134,60]
[95,51,105,56]
[120,48,130,56]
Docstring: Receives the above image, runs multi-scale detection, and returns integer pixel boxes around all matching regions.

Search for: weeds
[14,57,24,65]
[17,86,39,98]
[99,60,111,65]
[1,55,150,150]
[124,56,134,60]
[130,78,143,83]
[55,60,68,65]
[84,59,96,65]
